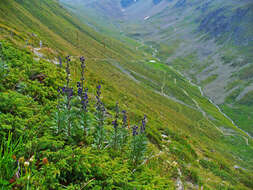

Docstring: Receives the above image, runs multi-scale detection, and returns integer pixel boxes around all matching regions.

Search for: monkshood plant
[110,105,129,151]
[120,110,129,147]
[111,103,120,150]
[93,85,106,149]
[53,56,79,139]
[54,87,67,135]
[77,56,91,141]
[130,115,148,167]
[53,56,92,143]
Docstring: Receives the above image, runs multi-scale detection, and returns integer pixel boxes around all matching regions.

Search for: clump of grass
[0,133,22,187]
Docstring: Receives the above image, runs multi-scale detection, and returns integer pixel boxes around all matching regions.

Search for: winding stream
[139,39,252,139]
[168,66,253,139]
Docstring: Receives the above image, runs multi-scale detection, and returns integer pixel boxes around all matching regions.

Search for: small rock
[176,177,184,190]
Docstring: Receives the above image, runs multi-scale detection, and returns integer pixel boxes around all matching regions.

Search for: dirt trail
[111,61,198,110]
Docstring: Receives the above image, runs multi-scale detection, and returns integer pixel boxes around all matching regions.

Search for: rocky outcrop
[199,6,251,45]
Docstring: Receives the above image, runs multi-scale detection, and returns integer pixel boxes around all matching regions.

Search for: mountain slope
[60,0,253,137]
[1,0,253,189]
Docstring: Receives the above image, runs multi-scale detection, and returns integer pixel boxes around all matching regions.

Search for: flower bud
[42,157,49,165]
[29,155,35,162]
[9,178,15,184]
[12,155,16,160]
[19,157,25,163]
[24,161,30,167]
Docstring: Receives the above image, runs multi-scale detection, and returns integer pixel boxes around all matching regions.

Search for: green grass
[201,74,218,86]
[239,64,253,80]
[221,103,253,137]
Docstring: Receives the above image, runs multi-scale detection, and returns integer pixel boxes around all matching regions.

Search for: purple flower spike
[80,56,85,63]
[132,125,138,136]
[81,88,89,112]
[77,82,81,88]
[78,87,83,96]
[112,120,118,129]
[122,110,127,128]
[62,87,66,93]
[66,56,71,62]
[59,56,62,67]
[140,115,147,133]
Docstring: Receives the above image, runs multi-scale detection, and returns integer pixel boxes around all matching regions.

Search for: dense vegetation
[1,0,253,189]
[0,42,168,189]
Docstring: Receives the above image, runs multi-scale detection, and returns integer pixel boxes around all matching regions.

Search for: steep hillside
[61,0,253,137]
[1,0,253,189]
[0,0,140,61]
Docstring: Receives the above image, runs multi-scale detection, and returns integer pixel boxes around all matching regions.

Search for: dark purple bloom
[84,88,88,99]
[66,56,71,63]
[140,115,147,133]
[78,88,82,96]
[81,88,89,112]
[122,110,127,128]
[65,87,73,98]
[112,120,118,129]
[96,85,102,103]
[59,56,62,67]
[62,87,66,93]
[132,125,138,136]
[80,56,85,64]
[77,81,83,97]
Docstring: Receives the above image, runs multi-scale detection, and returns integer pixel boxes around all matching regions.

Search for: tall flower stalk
[94,85,106,149]
[65,56,73,137]
[65,56,71,89]
[77,57,89,138]
[130,115,148,167]
[53,56,71,136]
[58,56,62,68]
[110,108,129,151]
[80,56,85,91]
[120,110,129,150]
[56,87,63,135]
[112,103,119,150]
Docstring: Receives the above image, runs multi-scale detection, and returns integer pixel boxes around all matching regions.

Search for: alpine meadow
[0,0,253,189]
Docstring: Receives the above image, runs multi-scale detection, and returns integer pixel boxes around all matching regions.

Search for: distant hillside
[0,0,139,60]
